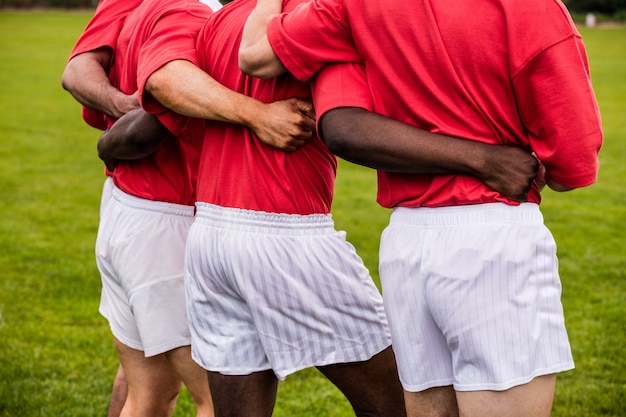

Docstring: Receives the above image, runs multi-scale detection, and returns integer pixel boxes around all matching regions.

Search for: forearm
[98,108,171,163]
[146,60,315,152]
[238,0,286,78]
[321,108,485,175]
[146,60,265,127]
[62,50,138,118]
[321,107,538,201]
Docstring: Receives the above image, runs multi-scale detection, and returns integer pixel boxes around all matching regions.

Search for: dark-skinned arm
[321,107,539,201]
[97,108,172,172]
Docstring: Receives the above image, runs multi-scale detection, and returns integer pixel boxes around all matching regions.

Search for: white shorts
[185,203,391,380]
[379,203,574,392]
[96,179,195,357]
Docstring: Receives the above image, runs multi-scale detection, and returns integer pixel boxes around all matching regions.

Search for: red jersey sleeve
[137,1,213,136]
[514,35,602,189]
[81,106,109,131]
[267,0,360,81]
[311,62,372,136]
[69,0,142,59]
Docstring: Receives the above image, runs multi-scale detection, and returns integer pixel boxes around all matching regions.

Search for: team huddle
[62,0,602,416]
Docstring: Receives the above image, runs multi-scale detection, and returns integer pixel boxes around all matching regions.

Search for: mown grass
[0,10,624,417]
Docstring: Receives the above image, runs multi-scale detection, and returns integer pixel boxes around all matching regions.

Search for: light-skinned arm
[62,48,139,119]
[145,59,315,152]
[238,0,287,78]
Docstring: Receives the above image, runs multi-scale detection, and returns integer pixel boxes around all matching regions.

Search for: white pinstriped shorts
[185,203,391,380]
[379,203,574,392]
[97,179,195,356]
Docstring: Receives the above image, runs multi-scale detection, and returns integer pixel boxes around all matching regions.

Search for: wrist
[468,142,491,180]
[241,98,266,131]
[113,94,139,118]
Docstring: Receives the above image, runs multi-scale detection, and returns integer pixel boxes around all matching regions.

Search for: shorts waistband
[111,183,195,217]
[194,202,336,235]
[390,203,543,227]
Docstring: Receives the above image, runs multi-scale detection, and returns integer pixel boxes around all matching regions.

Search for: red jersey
[188,0,337,214]
[311,63,372,123]
[68,0,143,130]
[69,0,140,59]
[107,0,215,205]
[267,0,603,208]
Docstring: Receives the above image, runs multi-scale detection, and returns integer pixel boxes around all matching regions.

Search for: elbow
[145,72,174,109]
[237,45,258,76]
[238,53,270,79]
[97,130,112,161]
[321,120,350,159]
[145,72,164,100]
[61,63,76,93]
[61,53,92,94]
[324,133,344,157]
[145,68,186,110]
[237,48,254,75]
[320,108,362,159]
[61,71,70,92]
[238,47,285,79]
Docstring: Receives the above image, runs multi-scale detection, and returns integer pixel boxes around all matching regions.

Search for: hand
[121,91,140,113]
[479,145,538,201]
[113,91,140,118]
[251,98,316,152]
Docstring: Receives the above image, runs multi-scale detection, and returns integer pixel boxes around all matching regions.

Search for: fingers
[292,102,316,137]
[302,116,316,134]
[282,135,310,152]
[292,98,316,121]
[288,101,316,135]
[266,130,310,152]
[259,98,316,152]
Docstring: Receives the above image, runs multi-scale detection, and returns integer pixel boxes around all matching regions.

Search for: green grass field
[0,10,624,417]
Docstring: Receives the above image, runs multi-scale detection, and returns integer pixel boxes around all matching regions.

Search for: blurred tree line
[0,0,94,7]
[567,0,626,14]
[0,0,624,21]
